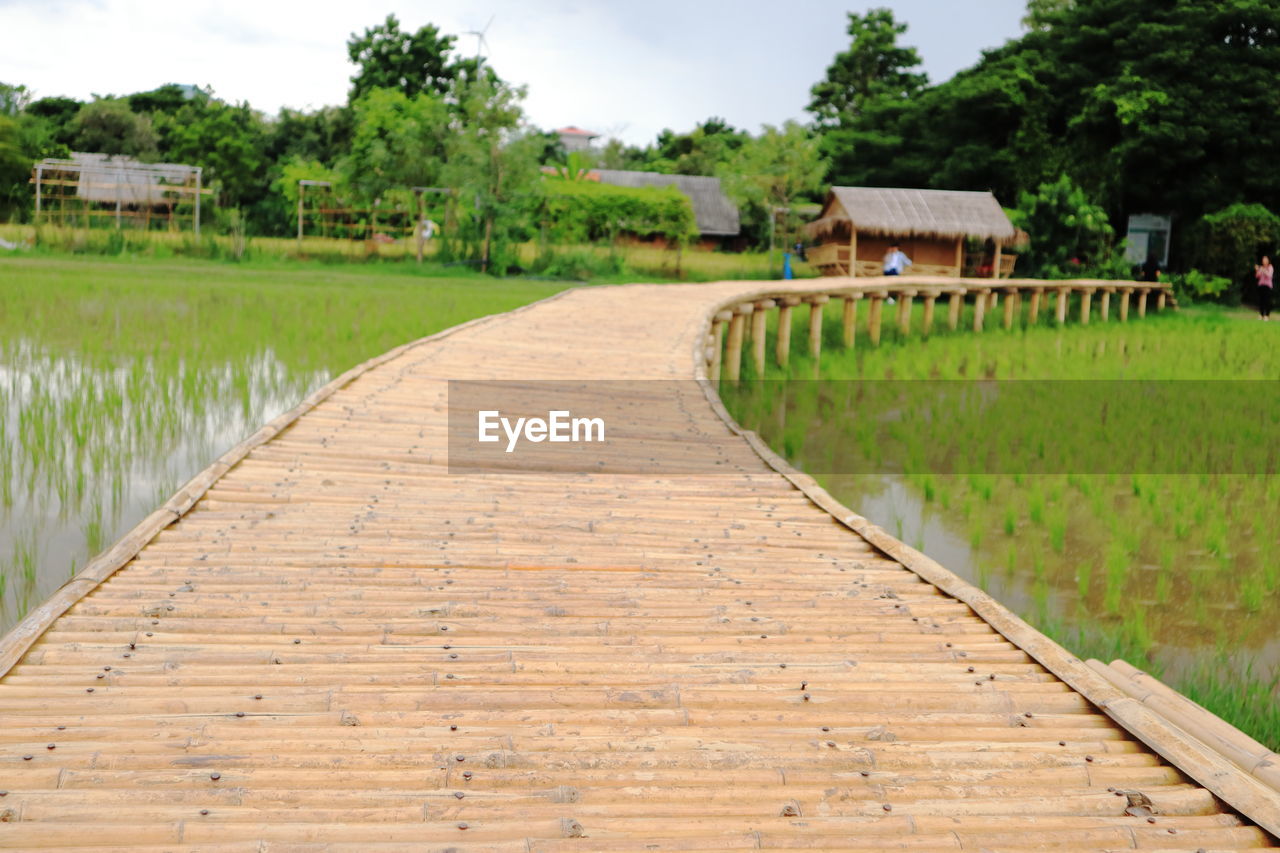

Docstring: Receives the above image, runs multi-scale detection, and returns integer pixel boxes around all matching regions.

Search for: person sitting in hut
[883,243,912,276]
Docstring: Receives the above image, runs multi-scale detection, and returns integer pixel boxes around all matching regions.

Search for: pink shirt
[1259,264,1274,288]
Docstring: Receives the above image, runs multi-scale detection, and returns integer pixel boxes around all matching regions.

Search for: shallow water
[0,343,325,633]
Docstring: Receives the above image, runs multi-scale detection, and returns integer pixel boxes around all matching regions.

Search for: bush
[1168,269,1231,305]
[1187,203,1280,303]
[540,181,697,246]
[529,247,626,281]
[1009,176,1118,278]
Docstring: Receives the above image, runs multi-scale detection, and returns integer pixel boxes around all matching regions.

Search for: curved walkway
[1,278,1277,851]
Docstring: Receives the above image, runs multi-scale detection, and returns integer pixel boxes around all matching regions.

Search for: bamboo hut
[804,187,1017,278]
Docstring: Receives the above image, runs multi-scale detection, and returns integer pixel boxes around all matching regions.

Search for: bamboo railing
[706,276,1176,382]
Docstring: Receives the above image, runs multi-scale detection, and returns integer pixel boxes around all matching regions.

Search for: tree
[440,73,538,273]
[155,98,268,207]
[26,96,82,147]
[343,87,449,201]
[69,99,157,158]
[719,121,827,247]
[347,14,459,103]
[648,118,747,176]
[808,8,927,128]
[1010,176,1117,278]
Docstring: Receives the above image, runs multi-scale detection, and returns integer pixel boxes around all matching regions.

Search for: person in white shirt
[883,243,912,276]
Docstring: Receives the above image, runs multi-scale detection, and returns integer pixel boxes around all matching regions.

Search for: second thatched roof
[807,186,1016,243]
[594,170,740,237]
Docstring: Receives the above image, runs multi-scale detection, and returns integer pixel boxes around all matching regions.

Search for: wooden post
[841,294,861,348]
[922,291,937,336]
[1138,288,1150,317]
[868,292,886,346]
[1027,288,1042,324]
[1120,288,1131,322]
[415,189,425,263]
[992,239,1003,279]
[751,299,775,377]
[849,229,858,277]
[1080,289,1093,325]
[297,181,305,248]
[954,239,963,277]
[973,289,989,332]
[34,164,42,223]
[898,290,916,337]
[775,297,799,368]
[193,167,202,242]
[1156,290,1167,311]
[948,290,963,330]
[709,311,730,383]
[725,306,750,383]
[1002,288,1017,330]
[1055,287,1070,325]
[1100,288,1112,322]
[807,295,828,360]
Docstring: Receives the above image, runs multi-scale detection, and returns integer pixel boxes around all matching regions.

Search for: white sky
[0,1,1028,146]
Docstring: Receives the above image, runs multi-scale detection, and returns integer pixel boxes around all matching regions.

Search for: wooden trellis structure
[296,181,452,260]
[31,154,206,236]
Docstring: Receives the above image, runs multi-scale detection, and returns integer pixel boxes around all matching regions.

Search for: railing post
[868,291,887,346]
[897,289,917,337]
[1137,288,1150,317]
[1055,287,1070,326]
[841,293,862,348]
[1156,289,1167,312]
[1119,288,1131,322]
[1080,288,1093,325]
[1100,288,1112,322]
[806,294,829,361]
[921,290,937,336]
[725,304,751,383]
[751,299,775,377]
[775,297,800,368]
[1002,287,1018,330]
[709,310,730,382]
[948,290,964,331]
[973,288,990,332]
[1027,288,1042,325]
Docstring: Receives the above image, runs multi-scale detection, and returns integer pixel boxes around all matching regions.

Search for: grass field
[723,302,1280,748]
[0,223,815,283]
[0,254,569,633]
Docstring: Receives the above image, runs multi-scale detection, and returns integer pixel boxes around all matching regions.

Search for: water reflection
[0,344,326,633]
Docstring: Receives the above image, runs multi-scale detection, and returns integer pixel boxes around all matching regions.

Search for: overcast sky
[1,1,1028,146]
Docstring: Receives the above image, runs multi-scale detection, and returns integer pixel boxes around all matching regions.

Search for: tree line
[2,1,1279,292]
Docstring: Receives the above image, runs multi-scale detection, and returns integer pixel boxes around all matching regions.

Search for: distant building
[556,126,599,153]
[593,170,741,239]
[804,187,1018,278]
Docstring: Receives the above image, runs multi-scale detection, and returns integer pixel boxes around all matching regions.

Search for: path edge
[691,282,1280,836]
[0,287,580,678]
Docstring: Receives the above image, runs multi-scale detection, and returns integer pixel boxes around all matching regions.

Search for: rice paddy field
[0,254,567,633]
[722,300,1280,749]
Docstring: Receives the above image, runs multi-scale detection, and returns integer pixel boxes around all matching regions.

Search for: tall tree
[343,87,448,201]
[347,15,459,103]
[719,121,827,246]
[69,99,157,158]
[807,8,927,128]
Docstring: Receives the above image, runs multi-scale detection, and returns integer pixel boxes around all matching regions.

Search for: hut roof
[810,187,1015,242]
[594,170,740,237]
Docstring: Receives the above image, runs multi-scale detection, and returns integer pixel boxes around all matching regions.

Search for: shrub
[540,181,697,246]
[1009,176,1118,279]
[1187,203,1280,303]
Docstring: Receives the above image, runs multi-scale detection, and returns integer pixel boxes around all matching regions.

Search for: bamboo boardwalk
[2,277,1278,851]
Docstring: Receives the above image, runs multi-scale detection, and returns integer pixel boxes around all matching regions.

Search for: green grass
[0,254,568,633]
[722,300,1280,749]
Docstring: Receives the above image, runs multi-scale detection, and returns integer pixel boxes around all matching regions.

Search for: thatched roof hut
[594,170,740,237]
[804,187,1019,278]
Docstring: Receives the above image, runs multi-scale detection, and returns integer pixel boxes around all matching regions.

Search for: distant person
[1141,253,1161,283]
[883,243,912,276]
[792,241,807,262]
[1255,255,1274,321]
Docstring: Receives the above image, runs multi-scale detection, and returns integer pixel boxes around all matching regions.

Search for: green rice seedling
[1047,510,1068,554]
[1003,507,1017,536]
[1076,561,1091,598]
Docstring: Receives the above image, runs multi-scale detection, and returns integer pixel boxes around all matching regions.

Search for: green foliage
[648,118,747,176]
[1194,202,1280,281]
[529,246,626,281]
[1010,176,1118,278]
[69,99,157,158]
[540,181,696,245]
[718,120,826,246]
[347,14,459,103]
[155,97,267,208]
[808,8,927,128]
[344,87,448,200]
[1168,269,1232,304]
